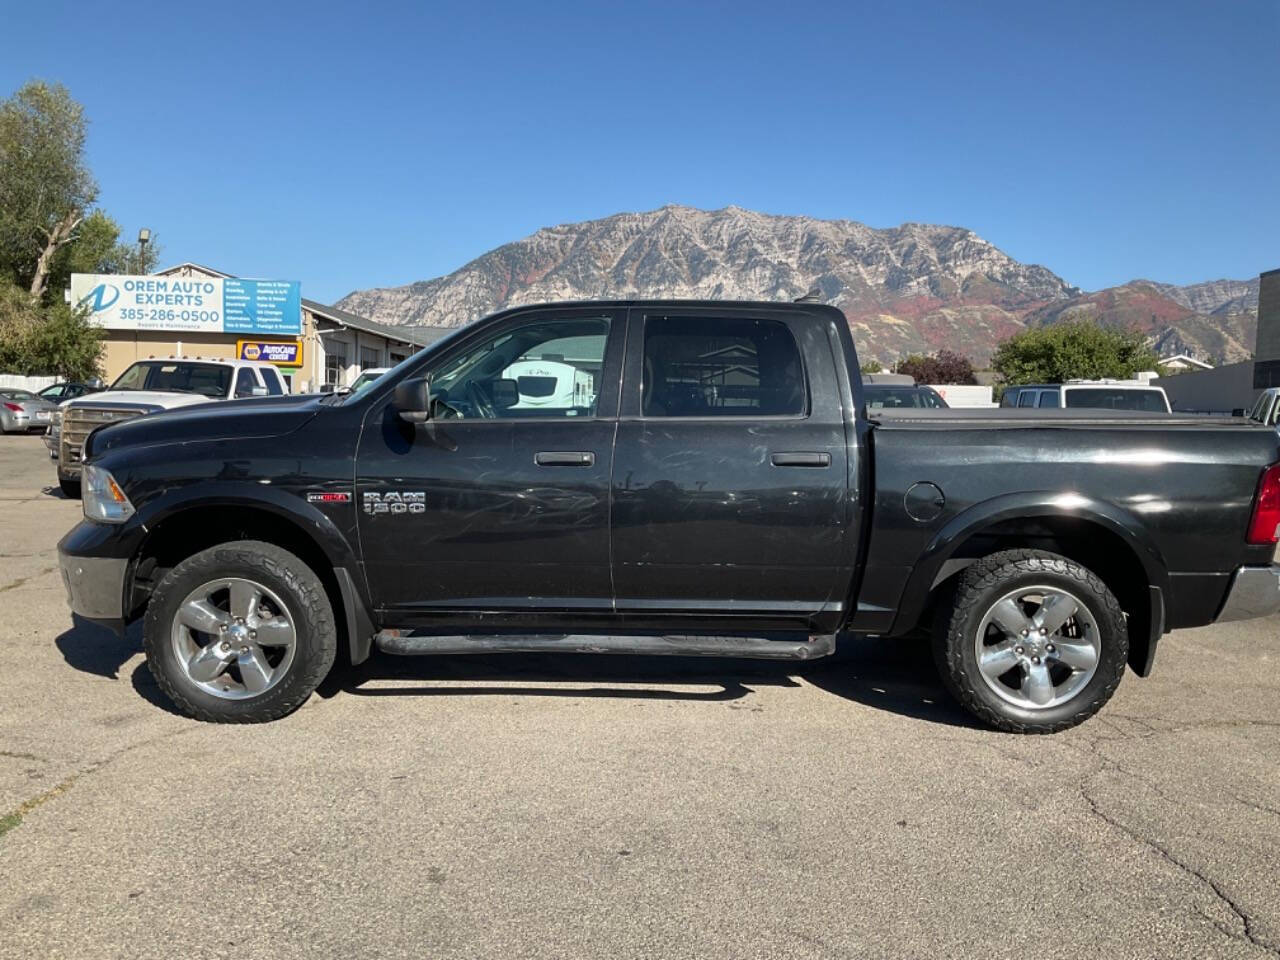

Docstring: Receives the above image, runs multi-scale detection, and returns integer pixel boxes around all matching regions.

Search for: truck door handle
[770,451,831,467]
[535,451,596,467]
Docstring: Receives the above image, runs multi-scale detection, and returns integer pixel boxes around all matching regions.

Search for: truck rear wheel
[58,475,81,499]
[935,549,1127,734]
[143,540,337,723]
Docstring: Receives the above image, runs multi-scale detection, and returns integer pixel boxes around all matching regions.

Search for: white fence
[0,374,58,393]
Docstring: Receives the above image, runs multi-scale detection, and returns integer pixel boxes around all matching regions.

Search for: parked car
[0,389,57,434]
[58,300,1280,734]
[37,380,104,402]
[50,357,290,497]
[1001,381,1171,412]
[1248,388,1280,426]
[346,367,391,394]
[863,383,948,409]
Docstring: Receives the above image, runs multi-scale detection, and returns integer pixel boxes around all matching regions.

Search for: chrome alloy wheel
[170,577,297,700]
[974,585,1101,710]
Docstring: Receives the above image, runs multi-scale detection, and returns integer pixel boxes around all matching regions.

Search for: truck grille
[60,407,147,470]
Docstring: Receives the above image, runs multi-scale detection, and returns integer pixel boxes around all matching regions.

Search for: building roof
[303,299,455,349]
[154,262,452,349]
[1159,353,1214,370]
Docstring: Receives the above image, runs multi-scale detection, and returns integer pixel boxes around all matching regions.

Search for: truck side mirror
[393,377,433,423]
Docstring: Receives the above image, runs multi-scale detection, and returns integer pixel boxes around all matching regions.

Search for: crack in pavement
[1080,782,1279,957]
[0,566,56,595]
[0,724,200,843]
[0,750,48,763]
[1235,796,1280,820]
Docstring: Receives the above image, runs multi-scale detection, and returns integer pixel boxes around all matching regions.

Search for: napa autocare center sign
[69,274,302,335]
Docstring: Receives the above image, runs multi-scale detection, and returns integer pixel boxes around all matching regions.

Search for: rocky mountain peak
[338,206,1257,364]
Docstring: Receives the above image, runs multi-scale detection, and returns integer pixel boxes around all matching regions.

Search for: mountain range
[338,205,1261,365]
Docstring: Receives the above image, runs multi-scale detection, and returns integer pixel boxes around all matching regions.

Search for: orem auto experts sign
[69,274,301,336]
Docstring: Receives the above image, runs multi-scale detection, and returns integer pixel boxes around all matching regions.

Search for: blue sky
[2,0,1276,304]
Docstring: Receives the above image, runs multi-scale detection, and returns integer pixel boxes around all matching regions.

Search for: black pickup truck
[57,301,1280,732]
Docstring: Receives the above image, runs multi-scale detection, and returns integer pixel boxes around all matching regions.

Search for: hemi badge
[307,492,352,504]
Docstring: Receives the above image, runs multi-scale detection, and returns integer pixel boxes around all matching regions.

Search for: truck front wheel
[935,549,1128,734]
[143,540,337,723]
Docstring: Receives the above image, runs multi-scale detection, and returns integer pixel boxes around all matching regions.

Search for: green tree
[45,210,161,294]
[0,279,103,379]
[0,81,98,299]
[991,322,1159,384]
[860,358,884,374]
[0,81,156,379]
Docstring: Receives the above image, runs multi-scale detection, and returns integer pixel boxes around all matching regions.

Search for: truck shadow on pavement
[55,615,141,681]
[315,633,979,728]
[53,617,977,727]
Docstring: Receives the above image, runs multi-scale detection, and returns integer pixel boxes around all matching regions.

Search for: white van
[1001,381,1171,413]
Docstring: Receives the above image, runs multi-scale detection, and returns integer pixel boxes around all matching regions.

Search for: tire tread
[144,540,336,723]
[935,549,1127,734]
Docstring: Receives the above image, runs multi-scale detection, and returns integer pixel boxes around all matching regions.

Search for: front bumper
[58,550,127,622]
[1215,564,1280,623]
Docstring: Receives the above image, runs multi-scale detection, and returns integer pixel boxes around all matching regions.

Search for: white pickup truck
[48,357,288,497]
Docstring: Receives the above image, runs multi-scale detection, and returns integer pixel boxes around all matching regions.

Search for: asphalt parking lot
[1,433,1278,959]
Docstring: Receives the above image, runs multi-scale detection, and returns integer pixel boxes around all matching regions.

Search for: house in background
[1158,353,1214,373]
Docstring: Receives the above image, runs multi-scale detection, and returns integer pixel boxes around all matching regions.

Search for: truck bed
[871,408,1250,429]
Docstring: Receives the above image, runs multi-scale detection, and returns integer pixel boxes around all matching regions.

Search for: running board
[374,631,837,661]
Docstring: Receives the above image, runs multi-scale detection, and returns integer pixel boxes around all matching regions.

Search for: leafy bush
[0,278,103,380]
[992,322,1158,384]
[896,349,977,384]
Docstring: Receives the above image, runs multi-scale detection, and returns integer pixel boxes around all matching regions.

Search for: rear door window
[642,316,806,417]
[234,369,260,398]
[1064,389,1168,412]
[260,367,285,395]
[1017,390,1038,407]
[1037,390,1060,407]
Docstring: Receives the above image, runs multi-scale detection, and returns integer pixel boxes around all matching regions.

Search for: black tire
[934,549,1127,734]
[144,540,337,723]
[58,475,81,499]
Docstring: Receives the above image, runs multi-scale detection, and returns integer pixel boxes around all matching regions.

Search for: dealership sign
[69,274,301,336]
[238,339,302,367]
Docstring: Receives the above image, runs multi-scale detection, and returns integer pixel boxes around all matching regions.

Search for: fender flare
[130,483,377,664]
[888,491,1171,647]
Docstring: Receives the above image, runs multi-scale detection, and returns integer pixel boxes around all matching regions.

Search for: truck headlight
[51,409,63,427]
[82,465,135,524]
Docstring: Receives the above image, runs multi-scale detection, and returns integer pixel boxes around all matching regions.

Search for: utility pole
[136,228,151,273]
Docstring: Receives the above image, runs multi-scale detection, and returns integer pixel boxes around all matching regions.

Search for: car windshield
[864,385,948,409]
[349,369,389,396]
[110,361,233,398]
[1064,388,1167,412]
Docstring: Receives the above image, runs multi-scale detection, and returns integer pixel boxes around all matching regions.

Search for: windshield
[331,326,469,405]
[864,385,948,409]
[348,369,389,396]
[1249,392,1276,425]
[110,361,233,398]
[1064,388,1168,412]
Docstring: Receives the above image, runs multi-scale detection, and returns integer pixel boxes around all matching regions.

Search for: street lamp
[137,228,151,273]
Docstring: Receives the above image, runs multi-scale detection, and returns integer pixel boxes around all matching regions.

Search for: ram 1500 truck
[56,301,1280,732]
